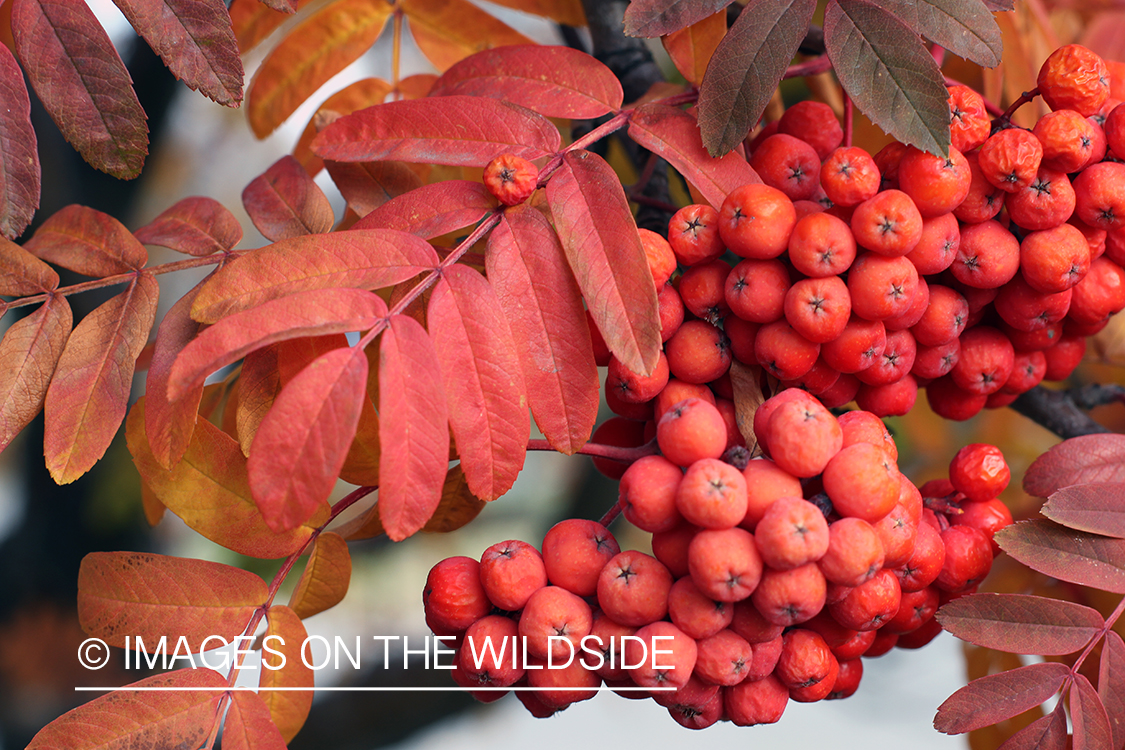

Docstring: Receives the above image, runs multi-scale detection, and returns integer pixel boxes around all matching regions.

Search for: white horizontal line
[75,686,675,692]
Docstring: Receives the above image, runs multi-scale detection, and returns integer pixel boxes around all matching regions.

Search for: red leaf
[936,592,1104,655]
[294,77,393,173]
[545,150,661,375]
[77,550,266,649]
[323,160,426,218]
[24,204,148,276]
[191,229,438,323]
[242,155,334,242]
[0,237,59,295]
[286,531,351,619]
[44,273,159,484]
[0,296,71,451]
[378,315,449,540]
[1042,483,1125,539]
[486,206,598,455]
[353,180,496,239]
[134,196,243,256]
[998,703,1068,750]
[1099,631,1125,750]
[111,0,244,106]
[246,0,392,137]
[1072,673,1114,750]
[145,283,205,469]
[428,45,622,119]
[934,662,1070,734]
[170,287,386,401]
[25,668,226,750]
[1025,434,1125,497]
[429,265,527,501]
[312,96,561,167]
[128,398,324,558]
[260,605,314,742]
[628,103,761,208]
[11,0,148,179]
[248,345,369,532]
[697,0,816,156]
[0,42,40,240]
[623,0,734,37]
[223,691,289,750]
[996,519,1125,594]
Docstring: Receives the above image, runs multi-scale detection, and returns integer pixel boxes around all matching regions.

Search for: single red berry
[1037,44,1111,117]
[482,153,538,205]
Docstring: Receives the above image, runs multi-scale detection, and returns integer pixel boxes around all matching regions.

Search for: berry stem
[784,55,831,79]
[998,87,1040,125]
[843,89,853,148]
[598,500,623,528]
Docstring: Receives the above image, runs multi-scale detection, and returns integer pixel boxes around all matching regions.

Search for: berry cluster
[598,43,1125,423]
[422,391,1013,728]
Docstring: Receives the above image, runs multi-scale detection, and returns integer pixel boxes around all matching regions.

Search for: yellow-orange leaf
[247,0,392,138]
[287,531,351,619]
[423,463,486,533]
[77,550,266,650]
[127,398,325,559]
[260,605,314,742]
[223,690,289,750]
[230,0,311,53]
[401,0,534,72]
[339,393,380,486]
[662,10,726,86]
[0,296,71,452]
[26,668,226,750]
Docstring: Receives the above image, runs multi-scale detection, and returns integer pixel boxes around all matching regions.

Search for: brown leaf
[242,155,334,241]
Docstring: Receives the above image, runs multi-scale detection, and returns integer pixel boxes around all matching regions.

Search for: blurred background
[1,1,1124,748]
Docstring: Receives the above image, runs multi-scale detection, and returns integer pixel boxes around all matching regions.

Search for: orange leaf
[662,10,726,86]
[248,345,370,532]
[247,0,392,138]
[24,204,148,276]
[0,295,71,451]
[134,196,243,256]
[260,605,314,742]
[339,390,380,486]
[236,345,281,456]
[44,273,159,484]
[627,104,762,208]
[545,149,661,375]
[423,463,485,532]
[223,690,289,750]
[77,550,266,649]
[229,0,310,53]
[354,180,496,239]
[287,531,351,619]
[400,0,534,71]
[294,77,393,173]
[145,283,204,469]
[483,0,584,26]
[169,287,386,401]
[127,398,324,558]
[486,206,598,455]
[242,155,334,241]
[191,229,438,323]
[324,160,426,218]
[429,45,622,119]
[26,668,226,750]
[428,265,528,501]
[378,315,449,540]
[0,237,57,296]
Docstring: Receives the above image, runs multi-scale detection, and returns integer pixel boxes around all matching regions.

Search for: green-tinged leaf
[134,196,242,256]
[247,346,369,532]
[169,287,386,401]
[1071,674,1113,750]
[546,150,661,375]
[0,42,39,240]
[287,531,351,619]
[1043,483,1125,539]
[868,0,1002,67]
[824,0,951,156]
[24,204,148,276]
[399,0,535,71]
[0,237,58,296]
[1099,631,1125,750]
[112,0,244,106]
[486,206,598,455]
[312,96,560,167]
[44,274,159,484]
[0,297,71,452]
[1025,435,1125,497]
[127,398,324,558]
[934,662,1070,734]
[145,282,205,469]
[77,550,266,649]
[260,605,314,743]
[937,592,1103,655]
[242,155,334,242]
[428,265,528,501]
[11,0,148,179]
[247,0,391,137]
[223,691,290,750]
[624,0,733,38]
[25,668,226,750]
[191,229,438,323]
[628,103,761,208]
[697,0,816,156]
[996,519,1125,593]
[429,46,622,119]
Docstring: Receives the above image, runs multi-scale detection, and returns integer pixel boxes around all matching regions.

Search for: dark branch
[1066,383,1125,410]
[1009,386,1110,439]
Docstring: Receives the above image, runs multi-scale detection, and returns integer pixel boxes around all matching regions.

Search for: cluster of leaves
[934,435,1125,750]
